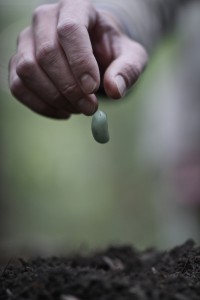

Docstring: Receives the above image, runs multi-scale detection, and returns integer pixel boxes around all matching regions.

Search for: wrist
[93,2,134,38]
[91,1,150,54]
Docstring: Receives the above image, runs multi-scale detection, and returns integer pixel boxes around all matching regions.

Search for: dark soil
[0,240,200,300]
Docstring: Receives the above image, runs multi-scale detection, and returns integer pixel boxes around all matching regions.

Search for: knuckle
[10,77,24,98]
[61,82,79,99]
[57,20,80,39]
[131,65,141,82]
[50,91,64,108]
[17,27,30,46]
[37,104,52,116]
[69,54,91,70]
[16,55,35,79]
[17,32,23,45]
[8,55,15,71]
[84,0,92,9]
[33,5,49,23]
[123,63,141,86]
[36,42,57,65]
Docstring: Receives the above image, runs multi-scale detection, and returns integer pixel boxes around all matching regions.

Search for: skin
[9,0,148,120]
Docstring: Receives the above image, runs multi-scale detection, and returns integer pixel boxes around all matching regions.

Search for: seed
[91,110,110,144]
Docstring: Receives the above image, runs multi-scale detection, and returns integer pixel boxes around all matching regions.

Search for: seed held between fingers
[91,110,110,144]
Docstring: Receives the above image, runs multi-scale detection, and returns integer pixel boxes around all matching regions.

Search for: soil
[0,240,200,300]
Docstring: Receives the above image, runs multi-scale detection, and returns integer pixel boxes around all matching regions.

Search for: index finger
[57,0,100,95]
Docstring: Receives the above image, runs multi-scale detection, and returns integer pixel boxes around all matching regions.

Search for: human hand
[9,0,148,119]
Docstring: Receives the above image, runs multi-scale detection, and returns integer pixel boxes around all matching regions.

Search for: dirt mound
[1,240,200,299]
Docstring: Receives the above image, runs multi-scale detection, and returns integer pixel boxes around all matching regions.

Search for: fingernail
[80,74,97,94]
[115,75,126,97]
[77,98,96,115]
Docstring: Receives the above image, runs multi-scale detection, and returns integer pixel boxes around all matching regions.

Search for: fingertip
[77,94,98,116]
[83,103,98,116]
[86,94,98,116]
[114,75,127,97]
[54,111,71,119]
[80,73,99,95]
[79,58,100,95]
[103,75,126,99]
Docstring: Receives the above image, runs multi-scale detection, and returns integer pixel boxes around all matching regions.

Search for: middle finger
[16,27,75,111]
[32,4,97,115]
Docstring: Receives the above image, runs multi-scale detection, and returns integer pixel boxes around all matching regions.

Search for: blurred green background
[0,0,174,256]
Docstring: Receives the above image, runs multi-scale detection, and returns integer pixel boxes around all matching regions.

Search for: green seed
[91,110,110,144]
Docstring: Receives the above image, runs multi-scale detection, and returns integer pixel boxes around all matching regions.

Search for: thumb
[103,40,148,99]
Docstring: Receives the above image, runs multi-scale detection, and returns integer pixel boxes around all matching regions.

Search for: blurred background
[1,0,200,258]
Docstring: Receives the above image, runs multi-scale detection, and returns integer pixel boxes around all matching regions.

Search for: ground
[0,240,200,300]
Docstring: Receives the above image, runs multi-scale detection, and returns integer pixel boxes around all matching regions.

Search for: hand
[9,0,148,119]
